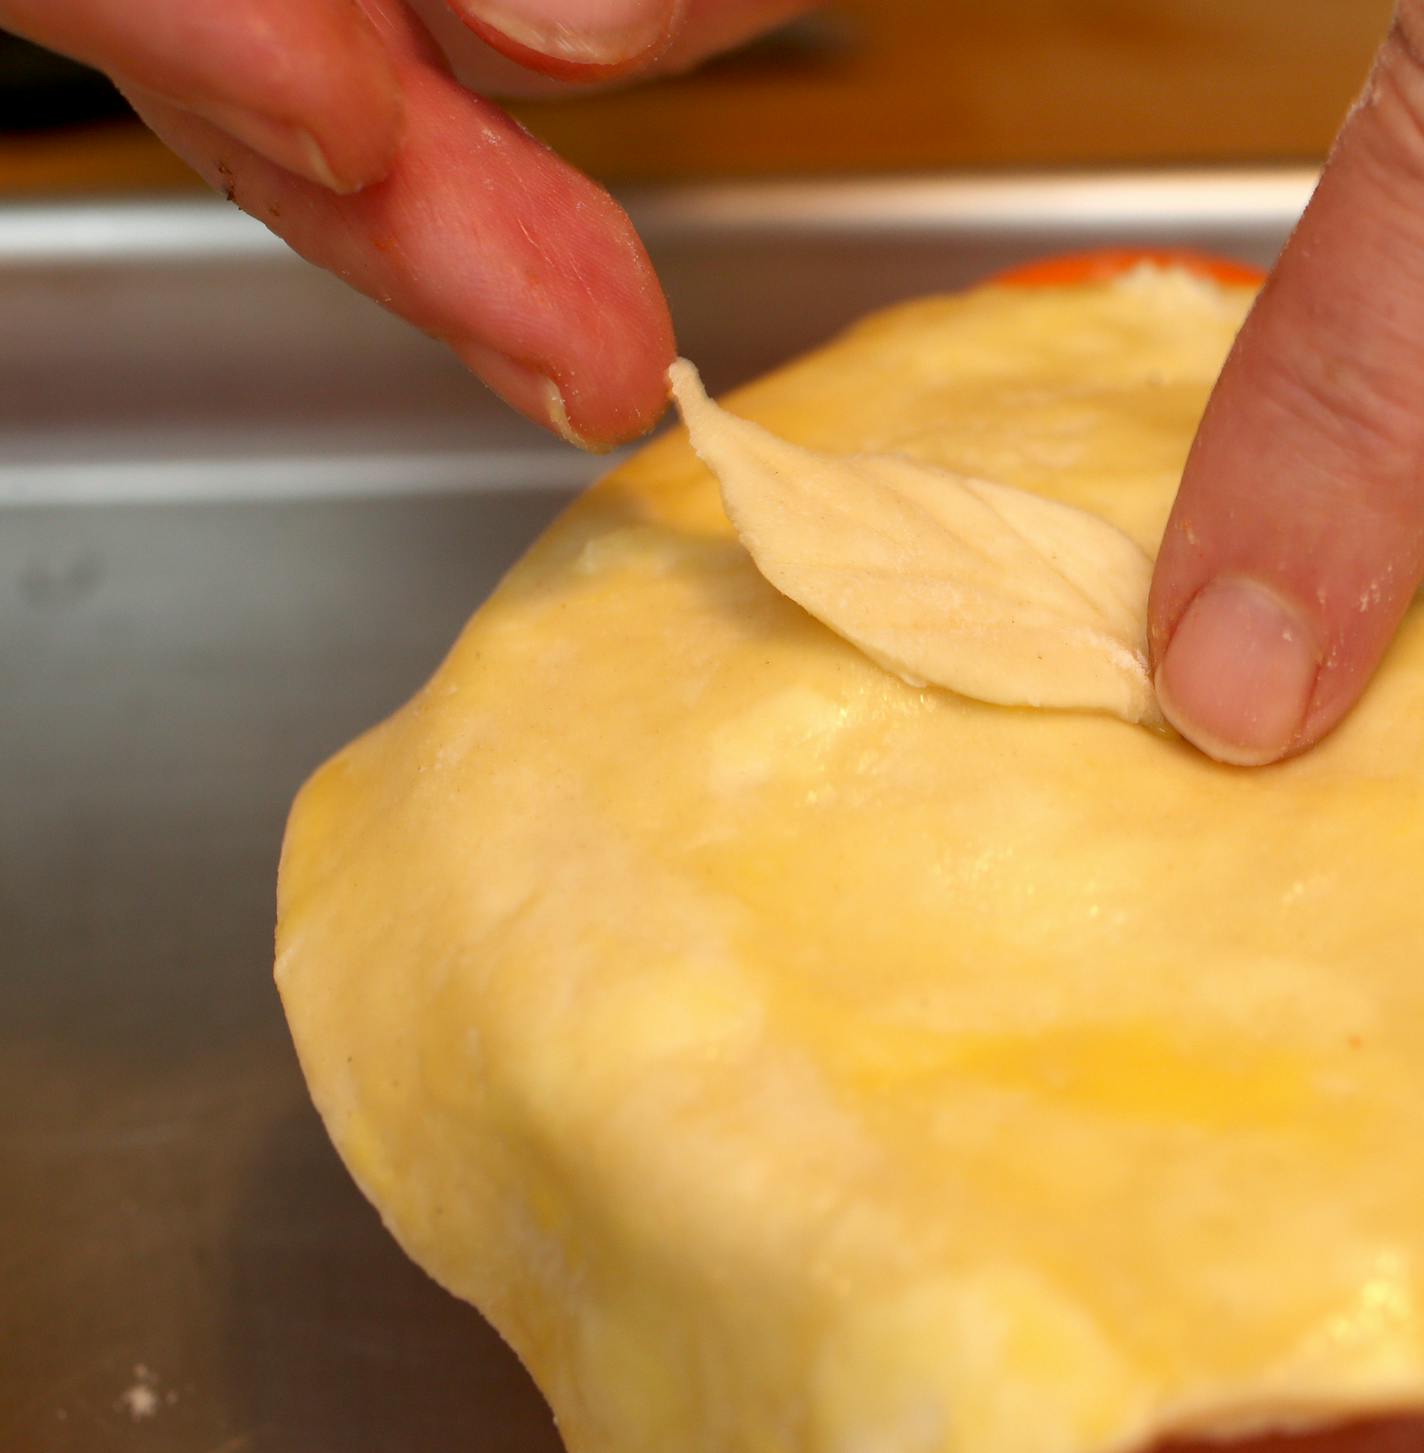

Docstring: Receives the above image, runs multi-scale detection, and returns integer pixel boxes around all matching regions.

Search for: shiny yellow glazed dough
[276,267,1424,1453]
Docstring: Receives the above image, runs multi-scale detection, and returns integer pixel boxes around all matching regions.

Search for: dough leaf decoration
[668,358,1161,726]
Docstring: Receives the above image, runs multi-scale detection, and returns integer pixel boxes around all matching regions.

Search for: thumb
[1149,4,1424,766]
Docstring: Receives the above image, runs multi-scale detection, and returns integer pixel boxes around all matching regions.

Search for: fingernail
[1155,576,1321,767]
[451,0,672,67]
[190,101,352,192]
[461,344,596,449]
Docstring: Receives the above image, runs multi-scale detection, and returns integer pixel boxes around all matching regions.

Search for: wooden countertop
[0,0,1394,195]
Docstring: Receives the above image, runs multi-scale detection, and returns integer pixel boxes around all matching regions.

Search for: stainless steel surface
[4,172,1312,1451]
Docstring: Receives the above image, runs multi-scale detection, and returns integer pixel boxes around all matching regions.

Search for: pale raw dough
[667,357,1160,724]
[276,266,1424,1453]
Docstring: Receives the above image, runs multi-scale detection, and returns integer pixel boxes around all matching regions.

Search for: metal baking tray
[3,169,1315,1451]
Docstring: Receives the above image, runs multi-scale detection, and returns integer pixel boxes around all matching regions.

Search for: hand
[3,0,811,449]
[1149,2,1424,765]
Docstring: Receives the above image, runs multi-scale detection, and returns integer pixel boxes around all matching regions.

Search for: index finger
[1148,6,1424,765]
[126,0,676,448]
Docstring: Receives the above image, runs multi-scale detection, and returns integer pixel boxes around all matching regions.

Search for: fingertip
[443,0,677,77]
[458,343,672,450]
[1154,576,1322,767]
[126,82,400,195]
[48,0,406,194]
[454,343,577,442]
[312,9,407,190]
[550,366,674,450]
[174,100,382,193]
[561,332,678,449]
[265,13,405,192]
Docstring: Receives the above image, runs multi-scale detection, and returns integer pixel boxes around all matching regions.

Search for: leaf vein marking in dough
[666,358,1161,727]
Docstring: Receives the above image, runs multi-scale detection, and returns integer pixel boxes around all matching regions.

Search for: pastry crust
[276,268,1424,1453]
